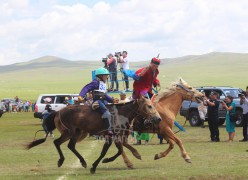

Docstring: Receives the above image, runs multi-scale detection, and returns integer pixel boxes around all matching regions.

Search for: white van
[34,94,78,119]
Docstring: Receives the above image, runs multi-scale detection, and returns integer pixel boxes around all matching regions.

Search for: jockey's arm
[136,67,149,77]
[105,94,115,103]
[79,80,98,100]
[153,78,160,87]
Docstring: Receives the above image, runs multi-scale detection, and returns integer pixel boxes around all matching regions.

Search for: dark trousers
[242,113,248,139]
[123,73,129,89]
[208,116,219,140]
[110,71,119,90]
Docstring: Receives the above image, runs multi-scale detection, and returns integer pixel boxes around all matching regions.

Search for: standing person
[9,101,13,112]
[78,67,119,135]
[206,91,220,142]
[24,100,29,112]
[198,91,208,128]
[239,86,248,142]
[68,96,74,105]
[119,91,130,103]
[133,57,160,99]
[221,95,236,142]
[107,53,119,91]
[42,98,54,138]
[117,51,130,91]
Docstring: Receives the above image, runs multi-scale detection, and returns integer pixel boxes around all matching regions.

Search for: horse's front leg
[90,137,112,174]
[172,134,191,163]
[102,140,123,163]
[67,130,88,168]
[154,137,174,160]
[123,143,142,160]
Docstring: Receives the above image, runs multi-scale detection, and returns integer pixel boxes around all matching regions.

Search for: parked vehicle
[180,86,244,127]
[34,94,79,119]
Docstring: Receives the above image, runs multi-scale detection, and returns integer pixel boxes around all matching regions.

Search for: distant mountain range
[0,52,247,73]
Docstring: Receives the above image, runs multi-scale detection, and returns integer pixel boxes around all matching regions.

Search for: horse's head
[136,95,161,124]
[175,78,204,103]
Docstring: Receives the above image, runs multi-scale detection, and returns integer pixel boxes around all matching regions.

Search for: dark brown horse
[25,96,161,174]
[102,78,204,168]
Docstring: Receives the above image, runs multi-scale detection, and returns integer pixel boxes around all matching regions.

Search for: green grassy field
[1,112,248,180]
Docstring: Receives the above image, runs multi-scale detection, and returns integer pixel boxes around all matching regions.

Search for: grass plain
[1,112,248,180]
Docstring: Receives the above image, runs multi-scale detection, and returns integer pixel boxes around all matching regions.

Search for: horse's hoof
[90,168,95,174]
[57,159,64,167]
[128,165,134,169]
[81,162,87,168]
[154,154,159,160]
[185,159,192,163]
[102,158,109,163]
[137,155,142,160]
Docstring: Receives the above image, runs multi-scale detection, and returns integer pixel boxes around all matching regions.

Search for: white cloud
[0,0,248,65]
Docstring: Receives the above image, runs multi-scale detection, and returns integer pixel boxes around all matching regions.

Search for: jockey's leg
[97,100,113,135]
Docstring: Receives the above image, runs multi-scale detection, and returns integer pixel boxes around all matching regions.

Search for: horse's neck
[118,102,137,121]
[157,93,183,117]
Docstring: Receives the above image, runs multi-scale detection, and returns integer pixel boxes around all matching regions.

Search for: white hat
[73,97,78,101]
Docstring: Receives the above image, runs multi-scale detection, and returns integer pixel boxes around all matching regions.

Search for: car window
[223,89,240,98]
[55,96,72,104]
[41,96,55,104]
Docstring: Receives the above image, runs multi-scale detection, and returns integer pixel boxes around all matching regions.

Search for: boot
[102,112,113,135]
[102,118,113,135]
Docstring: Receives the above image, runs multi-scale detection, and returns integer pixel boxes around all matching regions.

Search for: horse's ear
[140,95,145,100]
[151,94,157,104]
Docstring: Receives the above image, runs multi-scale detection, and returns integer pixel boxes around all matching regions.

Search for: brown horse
[102,78,204,167]
[25,96,161,174]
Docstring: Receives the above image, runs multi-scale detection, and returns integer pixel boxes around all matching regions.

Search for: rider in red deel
[133,57,160,99]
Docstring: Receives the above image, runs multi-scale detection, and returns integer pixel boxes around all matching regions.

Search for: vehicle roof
[38,94,79,96]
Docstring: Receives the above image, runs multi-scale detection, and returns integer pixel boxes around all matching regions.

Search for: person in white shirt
[118,91,130,103]
[239,86,248,142]
[117,51,130,91]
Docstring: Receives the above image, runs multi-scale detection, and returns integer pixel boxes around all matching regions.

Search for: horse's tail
[25,111,57,150]
[25,134,48,150]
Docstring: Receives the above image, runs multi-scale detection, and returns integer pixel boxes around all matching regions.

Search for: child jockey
[78,67,118,135]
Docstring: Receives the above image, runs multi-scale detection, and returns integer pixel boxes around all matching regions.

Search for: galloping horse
[25,96,161,173]
[102,78,204,168]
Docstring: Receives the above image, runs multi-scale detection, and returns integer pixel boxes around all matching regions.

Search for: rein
[174,84,194,134]
[125,99,156,120]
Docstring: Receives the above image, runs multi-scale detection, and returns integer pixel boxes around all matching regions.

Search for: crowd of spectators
[0,96,36,113]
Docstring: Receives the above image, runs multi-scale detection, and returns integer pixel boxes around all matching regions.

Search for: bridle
[176,84,197,101]
[127,99,158,120]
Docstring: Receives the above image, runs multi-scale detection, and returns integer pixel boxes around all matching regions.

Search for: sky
[0,0,248,65]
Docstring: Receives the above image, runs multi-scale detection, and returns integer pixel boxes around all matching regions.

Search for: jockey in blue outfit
[78,67,118,135]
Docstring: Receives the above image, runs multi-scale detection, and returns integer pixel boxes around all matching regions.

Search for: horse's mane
[155,78,188,102]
